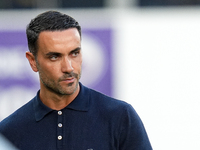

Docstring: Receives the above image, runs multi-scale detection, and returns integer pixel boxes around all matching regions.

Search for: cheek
[71,57,82,69]
[48,65,61,76]
[73,61,82,72]
[39,62,60,76]
[78,56,83,68]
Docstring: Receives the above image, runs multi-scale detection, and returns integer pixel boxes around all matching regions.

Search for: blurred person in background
[0,11,152,150]
[0,134,18,150]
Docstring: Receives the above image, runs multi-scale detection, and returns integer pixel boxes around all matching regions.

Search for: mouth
[61,77,75,84]
[59,72,78,85]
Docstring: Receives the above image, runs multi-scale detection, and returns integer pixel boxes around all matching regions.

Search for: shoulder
[85,86,152,149]
[90,87,129,106]
[87,87,146,133]
[0,98,35,131]
[88,87,137,114]
[0,98,35,149]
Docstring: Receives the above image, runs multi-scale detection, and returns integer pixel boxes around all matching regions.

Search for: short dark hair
[26,11,81,57]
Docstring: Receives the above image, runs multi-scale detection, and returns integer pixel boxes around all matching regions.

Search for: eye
[71,50,80,57]
[50,55,58,60]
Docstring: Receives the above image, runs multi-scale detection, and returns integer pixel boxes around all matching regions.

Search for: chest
[20,110,120,150]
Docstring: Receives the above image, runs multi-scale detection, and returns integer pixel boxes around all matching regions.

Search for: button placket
[57,110,63,148]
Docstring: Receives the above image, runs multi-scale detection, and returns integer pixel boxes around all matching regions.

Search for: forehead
[37,28,81,52]
[38,28,80,41]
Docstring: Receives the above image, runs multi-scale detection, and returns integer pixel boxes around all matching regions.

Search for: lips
[59,72,78,84]
[61,77,75,84]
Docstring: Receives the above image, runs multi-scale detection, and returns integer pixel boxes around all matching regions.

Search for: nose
[61,57,74,73]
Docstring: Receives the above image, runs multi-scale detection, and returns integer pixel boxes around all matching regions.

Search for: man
[0,11,152,150]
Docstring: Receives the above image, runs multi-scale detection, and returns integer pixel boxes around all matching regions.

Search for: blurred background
[1,0,200,150]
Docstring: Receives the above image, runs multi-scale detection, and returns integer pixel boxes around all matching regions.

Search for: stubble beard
[36,61,81,96]
[40,72,81,96]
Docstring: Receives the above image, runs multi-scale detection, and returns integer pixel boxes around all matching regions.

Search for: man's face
[31,28,82,95]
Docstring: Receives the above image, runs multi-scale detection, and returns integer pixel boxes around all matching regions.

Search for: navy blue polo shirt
[0,83,152,150]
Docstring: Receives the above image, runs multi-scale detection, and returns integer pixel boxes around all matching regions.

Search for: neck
[39,85,80,110]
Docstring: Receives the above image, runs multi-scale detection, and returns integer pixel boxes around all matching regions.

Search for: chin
[63,83,79,95]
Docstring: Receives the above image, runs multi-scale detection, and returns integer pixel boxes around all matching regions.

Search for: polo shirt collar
[66,83,90,112]
[33,91,53,122]
[33,82,90,122]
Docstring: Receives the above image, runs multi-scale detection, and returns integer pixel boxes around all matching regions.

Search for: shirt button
[58,123,62,127]
[58,111,62,115]
[58,135,62,140]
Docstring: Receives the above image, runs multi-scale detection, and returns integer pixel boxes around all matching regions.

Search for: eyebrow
[70,47,81,54]
[45,52,61,57]
[45,47,81,57]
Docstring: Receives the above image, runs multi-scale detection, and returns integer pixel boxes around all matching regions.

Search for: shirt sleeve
[119,104,153,150]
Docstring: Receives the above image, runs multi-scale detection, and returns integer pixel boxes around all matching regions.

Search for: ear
[26,51,38,72]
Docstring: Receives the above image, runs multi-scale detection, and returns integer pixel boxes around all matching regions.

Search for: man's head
[26,11,82,97]
[26,10,81,57]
